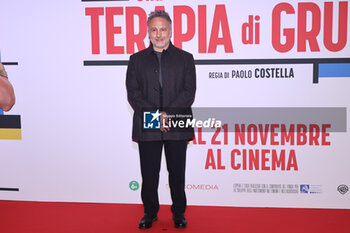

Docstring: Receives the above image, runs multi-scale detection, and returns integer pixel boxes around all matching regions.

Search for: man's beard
[151,38,170,49]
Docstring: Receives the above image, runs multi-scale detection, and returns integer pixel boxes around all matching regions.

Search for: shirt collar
[146,41,175,55]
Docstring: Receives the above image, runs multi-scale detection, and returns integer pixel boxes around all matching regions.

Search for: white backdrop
[1,0,349,209]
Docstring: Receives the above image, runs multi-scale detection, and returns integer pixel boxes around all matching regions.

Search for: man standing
[0,62,15,112]
[126,10,196,229]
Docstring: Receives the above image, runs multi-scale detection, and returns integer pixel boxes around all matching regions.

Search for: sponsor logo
[300,184,322,194]
[129,180,139,191]
[337,185,349,195]
[166,184,219,191]
[300,185,310,194]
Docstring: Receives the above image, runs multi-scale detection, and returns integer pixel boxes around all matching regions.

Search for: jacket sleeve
[167,53,196,108]
[126,54,156,117]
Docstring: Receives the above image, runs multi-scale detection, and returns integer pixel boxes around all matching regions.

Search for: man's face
[148,17,172,52]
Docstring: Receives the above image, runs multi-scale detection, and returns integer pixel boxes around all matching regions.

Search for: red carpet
[0,200,349,233]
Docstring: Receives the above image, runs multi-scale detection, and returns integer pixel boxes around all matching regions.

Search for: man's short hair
[147,10,172,28]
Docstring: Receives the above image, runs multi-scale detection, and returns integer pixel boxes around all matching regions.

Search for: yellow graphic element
[0,128,22,140]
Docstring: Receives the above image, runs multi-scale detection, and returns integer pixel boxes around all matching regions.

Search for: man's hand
[160,111,170,132]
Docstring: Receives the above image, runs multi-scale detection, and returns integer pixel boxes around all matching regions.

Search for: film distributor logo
[337,185,349,195]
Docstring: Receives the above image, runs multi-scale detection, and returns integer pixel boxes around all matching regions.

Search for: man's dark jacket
[126,42,196,141]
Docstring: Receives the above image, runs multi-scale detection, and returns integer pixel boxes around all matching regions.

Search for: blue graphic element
[300,185,310,194]
[143,110,161,129]
[319,63,350,77]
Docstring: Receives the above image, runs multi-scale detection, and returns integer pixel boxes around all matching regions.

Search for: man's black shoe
[173,214,187,228]
[138,214,158,229]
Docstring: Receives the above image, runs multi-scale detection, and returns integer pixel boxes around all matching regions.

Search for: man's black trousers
[138,140,187,216]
